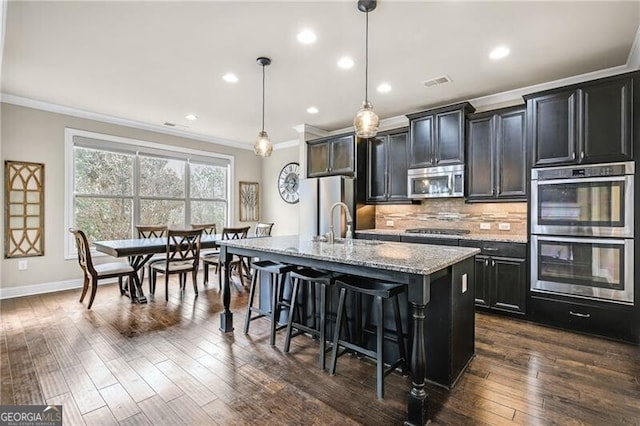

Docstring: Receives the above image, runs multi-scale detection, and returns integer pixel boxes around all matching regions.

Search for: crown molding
[627,25,640,70]
[274,138,299,150]
[293,123,330,139]
[0,93,255,151]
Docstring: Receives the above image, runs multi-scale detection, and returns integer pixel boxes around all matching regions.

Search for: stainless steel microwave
[407,164,464,199]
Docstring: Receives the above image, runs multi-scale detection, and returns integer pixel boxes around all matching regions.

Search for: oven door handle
[569,311,591,318]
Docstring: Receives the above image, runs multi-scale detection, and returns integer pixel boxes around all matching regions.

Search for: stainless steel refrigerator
[299,175,358,239]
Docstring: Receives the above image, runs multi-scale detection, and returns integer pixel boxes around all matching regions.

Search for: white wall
[1,103,262,296]
[261,145,300,236]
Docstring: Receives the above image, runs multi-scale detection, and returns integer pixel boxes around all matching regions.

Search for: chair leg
[118,277,124,295]
[79,275,89,302]
[165,272,170,302]
[329,288,347,376]
[192,269,198,296]
[269,273,278,346]
[150,270,156,295]
[376,296,384,400]
[283,277,301,353]
[393,295,408,375]
[139,266,146,287]
[319,283,328,370]
[203,262,209,286]
[87,275,98,309]
[244,270,259,334]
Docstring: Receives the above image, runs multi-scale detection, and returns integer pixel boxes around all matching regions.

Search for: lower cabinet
[530,295,637,343]
[459,240,527,315]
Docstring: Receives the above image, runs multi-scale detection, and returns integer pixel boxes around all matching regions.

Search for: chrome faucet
[327,202,353,244]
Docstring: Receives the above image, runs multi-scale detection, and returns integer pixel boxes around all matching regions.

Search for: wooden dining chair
[202,226,250,290]
[69,228,137,309]
[149,228,202,301]
[135,224,168,288]
[192,224,220,287]
[255,222,274,237]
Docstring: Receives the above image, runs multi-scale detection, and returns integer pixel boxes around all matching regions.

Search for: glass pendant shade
[254,130,273,157]
[354,101,379,138]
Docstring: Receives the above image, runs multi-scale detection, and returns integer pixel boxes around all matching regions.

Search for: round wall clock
[278,162,300,204]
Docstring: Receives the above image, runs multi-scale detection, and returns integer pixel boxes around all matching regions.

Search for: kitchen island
[217,235,479,425]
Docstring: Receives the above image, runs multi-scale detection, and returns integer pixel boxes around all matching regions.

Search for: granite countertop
[355,228,528,244]
[218,235,479,276]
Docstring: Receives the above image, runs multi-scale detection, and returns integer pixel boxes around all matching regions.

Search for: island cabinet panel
[356,232,401,242]
[527,71,637,167]
[467,107,527,202]
[459,240,527,315]
[407,102,475,169]
[365,128,413,204]
[307,133,355,177]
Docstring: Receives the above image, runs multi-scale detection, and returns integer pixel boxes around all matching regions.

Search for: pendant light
[353,0,379,138]
[254,56,273,157]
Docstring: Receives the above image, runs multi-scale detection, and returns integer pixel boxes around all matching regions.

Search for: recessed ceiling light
[297,29,317,44]
[222,73,239,83]
[337,56,354,69]
[185,114,198,121]
[377,83,392,93]
[489,45,510,60]
[306,106,319,114]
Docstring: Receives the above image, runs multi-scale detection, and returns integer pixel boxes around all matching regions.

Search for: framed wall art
[239,181,259,222]
[5,160,45,258]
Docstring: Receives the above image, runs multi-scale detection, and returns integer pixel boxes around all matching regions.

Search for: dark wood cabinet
[400,235,459,246]
[459,240,527,315]
[527,72,636,166]
[307,133,355,177]
[530,295,636,343]
[467,106,527,201]
[366,128,413,204]
[407,102,475,169]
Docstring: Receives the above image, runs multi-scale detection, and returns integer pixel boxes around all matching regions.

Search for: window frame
[64,128,234,259]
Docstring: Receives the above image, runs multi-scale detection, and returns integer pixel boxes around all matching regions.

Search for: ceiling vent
[423,75,452,88]
[163,122,188,129]
[163,122,176,127]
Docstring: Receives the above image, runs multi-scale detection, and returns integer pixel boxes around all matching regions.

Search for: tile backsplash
[375,199,527,236]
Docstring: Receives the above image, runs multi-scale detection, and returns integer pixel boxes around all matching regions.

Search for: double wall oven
[531,162,635,305]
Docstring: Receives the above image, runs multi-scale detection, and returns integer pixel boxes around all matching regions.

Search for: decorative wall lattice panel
[5,161,44,258]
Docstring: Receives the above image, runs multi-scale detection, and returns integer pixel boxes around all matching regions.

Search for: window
[65,129,233,258]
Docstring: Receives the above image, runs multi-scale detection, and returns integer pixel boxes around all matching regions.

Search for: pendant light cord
[365,11,369,103]
[261,64,266,132]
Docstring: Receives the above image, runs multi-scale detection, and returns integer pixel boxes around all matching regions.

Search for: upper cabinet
[467,106,527,202]
[366,128,413,204]
[307,133,355,177]
[526,72,636,167]
[407,102,475,169]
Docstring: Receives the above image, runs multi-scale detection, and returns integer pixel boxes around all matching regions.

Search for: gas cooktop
[404,228,471,236]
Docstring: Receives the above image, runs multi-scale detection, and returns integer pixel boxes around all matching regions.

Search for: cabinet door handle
[569,311,591,318]
[491,260,495,267]
[572,152,576,160]
[484,247,499,251]
[484,259,489,267]
[580,151,585,160]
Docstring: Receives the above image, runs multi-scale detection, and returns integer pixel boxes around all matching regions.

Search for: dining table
[93,233,221,303]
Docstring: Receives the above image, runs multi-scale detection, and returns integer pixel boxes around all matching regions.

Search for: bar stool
[283,268,336,370]
[329,275,408,400]
[244,260,297,346]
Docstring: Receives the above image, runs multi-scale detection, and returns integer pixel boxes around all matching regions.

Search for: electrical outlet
[479,222,491,230]
[386,220,394,227]
[18,260,28,271]
[461,274,467,293]
[498,223,511,231]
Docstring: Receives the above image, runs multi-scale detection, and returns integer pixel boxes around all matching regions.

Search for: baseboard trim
[0,278,118,300]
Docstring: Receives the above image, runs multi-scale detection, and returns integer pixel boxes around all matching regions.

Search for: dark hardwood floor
[1,272,639,425]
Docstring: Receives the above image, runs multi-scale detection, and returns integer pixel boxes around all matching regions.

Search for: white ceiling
[2,1,640,149]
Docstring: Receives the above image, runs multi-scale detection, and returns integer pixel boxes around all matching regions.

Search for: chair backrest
[165,229,202,265]
[69,228,96,277]
[136,225,168,239]
[191,223,217,235]
[221,226,250,240]
[255,222,274,237]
